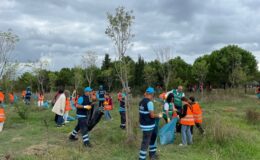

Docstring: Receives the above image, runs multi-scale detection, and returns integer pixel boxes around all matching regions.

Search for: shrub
[14,102,30,120]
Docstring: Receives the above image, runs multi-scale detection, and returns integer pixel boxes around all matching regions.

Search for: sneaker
[84,142,93,148]
[69,135,78,141]
[179,143,187,147]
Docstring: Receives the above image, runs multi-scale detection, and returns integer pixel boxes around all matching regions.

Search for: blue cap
[146,87,155,94]
[84,87,92,92]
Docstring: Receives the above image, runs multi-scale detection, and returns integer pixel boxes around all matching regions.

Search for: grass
[0,90,260,160]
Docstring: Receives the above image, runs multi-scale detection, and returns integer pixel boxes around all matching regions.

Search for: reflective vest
[22,91,26,97]
[38,95,44,101]
[159,92,167,100]
[139,98,155,131]
[163,102,173,119]
[0,108,5,123]
[0,92,5,102]
[65,98,72,111]
[180,104,195,126]
[191,102,203,123]
[9,94,14,103]
[172,90,183,107]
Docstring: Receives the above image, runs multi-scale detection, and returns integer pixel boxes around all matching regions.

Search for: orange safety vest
[38,95,44,101]
[180,104,195,126]
[65,98,72,111]
[191,102,203,124]
[0,108,5,123]
[9,93,14,103]
[0,92,5,102]
[22,91,26,97]
[159,92,167,100]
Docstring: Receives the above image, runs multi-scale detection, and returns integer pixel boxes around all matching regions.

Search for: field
[0,90,260,160]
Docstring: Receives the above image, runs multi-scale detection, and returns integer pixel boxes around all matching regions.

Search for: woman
[64,90,72,123]
[162,93,177,123]
[104,93,113,120]
[52,88,66,127]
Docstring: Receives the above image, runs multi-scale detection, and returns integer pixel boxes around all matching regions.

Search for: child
[64,90,72,123]
[118,92,126,129]
[104,93,113,120]
[189,96,204,135]
[179,97,195,146]
[0,106,5,132]
[9,92,14,104]
[38,92,44,107]
[139,87,162,160]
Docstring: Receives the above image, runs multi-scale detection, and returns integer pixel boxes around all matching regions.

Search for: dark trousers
[119,111,126,128]
[99,100,104,110]
[191,123,204,134]
[139,127,158,160]
[55,114,64,125]
[71,117,90,144]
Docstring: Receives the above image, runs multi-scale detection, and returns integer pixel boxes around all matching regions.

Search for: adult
[25,87,32,105]
[69,87,93,148]
[167,85,185,113]
[97,85,106,110]
[52,88,66,127]
[162,93,177,123]
[139,87,161,160]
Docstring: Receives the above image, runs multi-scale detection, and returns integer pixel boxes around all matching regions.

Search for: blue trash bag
[14,95,19,102]
[67,116,75,121]
[159,118,178,145]
[70,100,76,110]
[43,101,49,108]
[257,93,260,99]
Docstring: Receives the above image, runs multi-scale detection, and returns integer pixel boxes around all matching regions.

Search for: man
[69,87,93,148]
[139,87,162,160]
[25,87,32,105]
[167,85,185,113]
[97,85,106,110]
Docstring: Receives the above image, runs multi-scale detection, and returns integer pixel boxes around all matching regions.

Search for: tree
[101,68,114,91]
[101,54,111,70]
[133,56,145,88]
[48,72,58,92]
[0,29,19,78]
[72,66,84,90]
[154,47,173,91]
[32,58,49,93]
[105,6,135,141]
[192,59,209,94]
[144,64,157,86]
[82,50,98,87]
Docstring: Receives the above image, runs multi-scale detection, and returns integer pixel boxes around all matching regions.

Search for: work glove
[158,113,163,118]
[167,118,171,123]
[84,105,92,110]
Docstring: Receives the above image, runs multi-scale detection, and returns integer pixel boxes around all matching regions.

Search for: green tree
[105,6,135,141]
[101,54,112,70]
[48,72,58,92]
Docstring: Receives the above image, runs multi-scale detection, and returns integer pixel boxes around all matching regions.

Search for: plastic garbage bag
[159,118,178,145]
[70,100,76,110]
[67,116,75,121]
[87,104,104,131]
[43,101,49,108]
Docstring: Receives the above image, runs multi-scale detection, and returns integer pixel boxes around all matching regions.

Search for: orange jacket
[9,93,14,103]
[191,102,203,123]
[0,108,5,123]
[180,104,195,126]
[65,98,72,111]
[22,90,26,97]
[0,92,5,102]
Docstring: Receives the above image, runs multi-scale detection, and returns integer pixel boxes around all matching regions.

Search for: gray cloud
[0,0,260,70]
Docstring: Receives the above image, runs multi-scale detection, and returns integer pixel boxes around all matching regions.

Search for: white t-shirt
[164,103,169,111]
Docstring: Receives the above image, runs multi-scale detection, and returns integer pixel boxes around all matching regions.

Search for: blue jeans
[181,125,192,145]
[104,111,111,120]
[56,114,64,125]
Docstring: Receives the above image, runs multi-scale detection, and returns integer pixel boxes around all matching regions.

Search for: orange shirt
[0,92,5,102]
[65,98,72,111]
[9,93,14,103]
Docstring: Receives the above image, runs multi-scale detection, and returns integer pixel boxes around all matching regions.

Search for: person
[118,91,126,129]
[97,85,106,110]
[25,87,32,105]
[69,87,93,148]
[0,105,5,132]
[9,92,15,104]
[167,85,185,113]
[139,87,162,160]
[162,93,177,123]
[64,90,72,123]
[256,86,260,99]
[104,93,113,120]
[52,88,66,127]
[22,90,26,102]
[38,92,44,107]
[189,96,204,135]
[179,97,195,146]
[0,88,5,104]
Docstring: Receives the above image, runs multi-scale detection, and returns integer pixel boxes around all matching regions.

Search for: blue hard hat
[146,87,155,94]
[84,87,93,92]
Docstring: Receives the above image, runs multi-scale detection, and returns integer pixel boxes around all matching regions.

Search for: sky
[1,0,260,70]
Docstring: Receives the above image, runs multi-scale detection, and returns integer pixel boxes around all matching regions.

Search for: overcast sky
[1,0,260,70]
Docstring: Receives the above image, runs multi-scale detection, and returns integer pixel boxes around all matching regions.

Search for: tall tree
[0,29,19,78]
[105,6,135,141]
[133,56,145,88]
[82,50,98,87]
[101,54,111,70]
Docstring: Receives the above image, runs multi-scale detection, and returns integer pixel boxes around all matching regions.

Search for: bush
[245,107,260,124]
[14,102,30,120]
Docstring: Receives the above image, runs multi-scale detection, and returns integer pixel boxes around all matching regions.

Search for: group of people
[139,86,204,160]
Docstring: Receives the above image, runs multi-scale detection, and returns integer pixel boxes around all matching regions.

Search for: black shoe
[69,135,78,141]
[150,154,159,160]
[84,142,93,148]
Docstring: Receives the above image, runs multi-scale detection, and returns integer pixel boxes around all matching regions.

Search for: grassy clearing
[0,90,260,160]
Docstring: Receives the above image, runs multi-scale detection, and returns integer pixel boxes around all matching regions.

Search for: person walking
[52,88,66,127]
